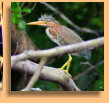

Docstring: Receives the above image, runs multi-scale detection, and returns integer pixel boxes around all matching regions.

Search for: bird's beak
[27,21,46,25]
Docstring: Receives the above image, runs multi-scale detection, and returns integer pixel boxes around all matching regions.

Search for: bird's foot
[59,67,72,77]
[59,54,72,77]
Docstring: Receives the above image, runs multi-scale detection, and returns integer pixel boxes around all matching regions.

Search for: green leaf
[76,14,83,20]
[14,7,21,13]
[73,4,79,10]
[21,8,31,13]
[18,20,26,29]
[92,76,104,91]
[16,14,21,18]
[11,13,17,24]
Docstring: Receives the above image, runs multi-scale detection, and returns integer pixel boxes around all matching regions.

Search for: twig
[25,3,33,8]
[23,3,37,16]
[22,58,47,91]
[11,37,104,67]
[41,2,100,36]
[31,3,37,11]
[73,60,104,80]
[21,2,32,9]
[20,2,25,8]
[12,60,81,91]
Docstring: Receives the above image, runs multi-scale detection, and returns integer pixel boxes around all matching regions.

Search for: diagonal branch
[22,58,47,91]
[11,37,104,67]
[41,2,100,36]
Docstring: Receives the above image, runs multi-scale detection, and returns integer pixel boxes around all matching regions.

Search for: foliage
[11,2,31,29]
[11,2,104,91]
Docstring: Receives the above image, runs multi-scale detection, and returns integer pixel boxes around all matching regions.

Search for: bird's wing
[58,26,83,45]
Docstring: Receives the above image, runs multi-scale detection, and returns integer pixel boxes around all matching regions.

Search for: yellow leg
[66,54,72,71]
[59,54,72,77]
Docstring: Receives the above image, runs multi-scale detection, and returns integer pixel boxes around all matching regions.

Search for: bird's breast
[46,28,60,45]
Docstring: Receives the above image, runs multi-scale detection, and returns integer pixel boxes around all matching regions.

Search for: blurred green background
[11,2,104,91]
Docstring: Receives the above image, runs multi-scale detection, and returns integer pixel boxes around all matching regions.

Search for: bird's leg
[59,60,69,70]
[59,54,72,77]
[66,54,72,72]
[64,54,72,77]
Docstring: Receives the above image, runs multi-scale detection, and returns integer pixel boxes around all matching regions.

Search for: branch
[20,2,25,8]
[21,87,42,91]
[23,3,37,16]
[41,2,100,36]
[11,37,104,67]
[23,58,47,91]
[12,60,81,91]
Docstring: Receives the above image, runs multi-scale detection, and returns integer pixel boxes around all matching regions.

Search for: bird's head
[27,15,60,27]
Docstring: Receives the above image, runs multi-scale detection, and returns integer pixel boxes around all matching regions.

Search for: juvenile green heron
[27,15,91,76]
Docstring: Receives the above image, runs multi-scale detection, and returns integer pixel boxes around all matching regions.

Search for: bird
[27,15,91,76]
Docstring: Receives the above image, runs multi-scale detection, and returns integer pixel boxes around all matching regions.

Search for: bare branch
[41,2,100,36]
[12,60,81,91]
[23,58,47,91]
[20,2,25,8]
[21,88,42,91]
[31,3,37,11]
[11,37,104,67]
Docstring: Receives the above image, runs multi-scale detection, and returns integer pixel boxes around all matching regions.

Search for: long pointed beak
[27,21,46,25]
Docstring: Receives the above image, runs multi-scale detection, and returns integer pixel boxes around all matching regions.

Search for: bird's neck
[49,24,61,32]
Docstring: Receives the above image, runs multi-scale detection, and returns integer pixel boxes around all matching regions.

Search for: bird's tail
[72,50,91,60]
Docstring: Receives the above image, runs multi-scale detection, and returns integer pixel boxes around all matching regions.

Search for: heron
[27,15,91,76]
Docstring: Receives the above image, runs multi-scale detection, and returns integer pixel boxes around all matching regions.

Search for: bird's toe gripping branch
[59,54,72,77]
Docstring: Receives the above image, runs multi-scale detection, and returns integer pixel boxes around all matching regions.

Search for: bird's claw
[59,68,72,77]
